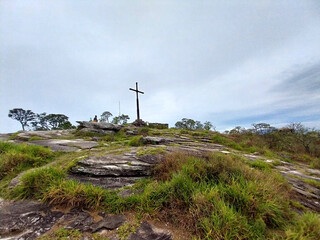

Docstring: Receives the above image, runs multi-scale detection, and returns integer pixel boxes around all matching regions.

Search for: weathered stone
[128,222,172,240]
[28,139,98,151]
[77,121,122,132]
[0,200,64,240]
[142,136,167,145]
[68,175,145,189]
[16,130,74,141]
[64,210,94,232]
[91,215,126,232]
[79,128,115,135]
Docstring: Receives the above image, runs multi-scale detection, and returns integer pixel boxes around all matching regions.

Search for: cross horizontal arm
[129,88,144,94]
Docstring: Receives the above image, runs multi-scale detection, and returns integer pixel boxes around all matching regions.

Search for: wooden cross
[129,82,144,121]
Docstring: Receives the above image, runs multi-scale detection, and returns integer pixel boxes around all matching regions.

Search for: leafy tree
[204,121,214,131]
[45,114,73,130]
[285,123,319,154]
[111,114,130,125]
[229,126,245,134]
[100,111,113,123]
[195,121,203,130]
[31,113,50,130]
[175,118,214,131]
[8,108,36,131]
[252,123,276,135]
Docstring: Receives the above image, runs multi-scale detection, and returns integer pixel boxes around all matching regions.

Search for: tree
[112,114,130,125]
[100,111,113,123]
[252,123,276,135]
[204,121,214,131]
[31,113,50,130]
[8,108,36,131]
[45,114,73,130]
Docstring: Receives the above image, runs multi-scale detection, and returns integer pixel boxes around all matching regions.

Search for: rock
[79,128,115,135]
[77,121,122,134]
[16,130,74,141]
[142,136,167,145]
[132,119,147,127]
[28,139,98,152]
[128,222,172,240]
[0,133,12,141]
[68,151,164,189]
[64,210,94,232]
[91,215,126,232]
[0,200,64,239]
[8,172,25,189]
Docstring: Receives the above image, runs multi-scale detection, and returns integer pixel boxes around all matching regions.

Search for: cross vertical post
[129,82,144,121]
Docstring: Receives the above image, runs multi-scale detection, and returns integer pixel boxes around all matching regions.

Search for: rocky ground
[0,128,319,239]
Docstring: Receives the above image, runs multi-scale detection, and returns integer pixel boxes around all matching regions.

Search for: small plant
[28,136,45,141]
[285,212,320,239]
[38,228,82,240]
[137,147,166,156]
[128,136,143,147]
[117,222,139,240]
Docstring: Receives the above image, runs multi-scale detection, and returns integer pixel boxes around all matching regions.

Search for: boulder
[128,222,172,240]
[77,121,122,133]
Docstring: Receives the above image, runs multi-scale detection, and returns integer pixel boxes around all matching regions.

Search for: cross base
[132,119,147,127]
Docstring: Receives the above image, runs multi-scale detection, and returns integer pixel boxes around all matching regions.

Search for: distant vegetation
[8,108,74,131]
[175,118,215,130]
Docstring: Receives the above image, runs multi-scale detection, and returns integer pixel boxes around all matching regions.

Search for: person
[93,115,98,122]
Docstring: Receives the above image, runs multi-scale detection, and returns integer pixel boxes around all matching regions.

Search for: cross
[129,82,144,121]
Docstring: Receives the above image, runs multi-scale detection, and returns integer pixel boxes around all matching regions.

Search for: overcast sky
[1,0,320,133]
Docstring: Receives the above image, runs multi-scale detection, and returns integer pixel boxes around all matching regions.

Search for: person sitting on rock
[93,115,98,123]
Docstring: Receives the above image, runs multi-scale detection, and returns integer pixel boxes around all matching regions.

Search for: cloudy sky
[1,0,320,133]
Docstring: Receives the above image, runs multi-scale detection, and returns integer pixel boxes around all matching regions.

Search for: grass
[10,167,65,199]
[137,147,166,156]
[285,212,320,239]
[0,142,54,180]
[2,129,320,239]
[38,228,82,240]
[28,136,45,141]
[117,221,139,240]
[128,136,143,146]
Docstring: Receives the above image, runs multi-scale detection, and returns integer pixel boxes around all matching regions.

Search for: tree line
[8,108,131,131]
[8,108,74,131]
[175,118,214,131]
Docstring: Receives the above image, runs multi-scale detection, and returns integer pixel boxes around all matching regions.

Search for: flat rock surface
[69,150,163,189]
[15,130,74,141]
[0,199,171,240]
[28,139,98,151]
[128,222,172,240]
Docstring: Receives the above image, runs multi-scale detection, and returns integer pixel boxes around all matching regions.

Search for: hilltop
[0,123,319,240]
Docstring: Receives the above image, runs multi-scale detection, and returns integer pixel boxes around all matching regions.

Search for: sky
[1,0,320,133]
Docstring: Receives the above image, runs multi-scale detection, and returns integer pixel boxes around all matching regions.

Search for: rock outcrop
[0,198,172,240]
[76,121,122,134]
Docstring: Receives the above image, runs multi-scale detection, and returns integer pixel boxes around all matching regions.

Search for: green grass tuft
[0,142,54,180]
